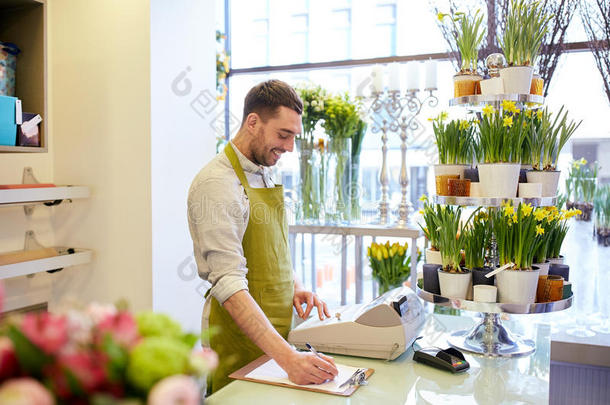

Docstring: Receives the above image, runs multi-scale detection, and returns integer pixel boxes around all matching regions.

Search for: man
[188,80,338,394]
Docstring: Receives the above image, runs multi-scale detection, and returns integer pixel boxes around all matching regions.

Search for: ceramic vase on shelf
[296,138,322,224]
[548,255,565,265]
[453,71,482,97]
[478,163,520,197]
[518,183,542,198]
[526,170,560,197]
[496,267,540,304]
[438,268,472,300]
[500,66,534,94]
[533,260,551,276]
[324,137,351,224]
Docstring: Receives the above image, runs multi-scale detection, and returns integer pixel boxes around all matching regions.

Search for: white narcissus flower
[0,378,55,405]
[311,100,318,107]
[147,375,200,405]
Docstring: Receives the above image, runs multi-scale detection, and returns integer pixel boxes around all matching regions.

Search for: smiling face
[249,106,301,167]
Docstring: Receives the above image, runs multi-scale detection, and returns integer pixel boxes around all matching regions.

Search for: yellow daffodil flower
[501,100,518,113]
[437,12,446,21]
[482,104,495,117]
[504,205,515,217]
[534,208,547,222]
[419,194,428,202]
[459,120,470,130]
[537,110,543,120]
[521,204,533,217]
[536,225,545,236]
[439,111,448,121]
[512,213,518,223]
[503,115,513,128]
[525,109,533,118]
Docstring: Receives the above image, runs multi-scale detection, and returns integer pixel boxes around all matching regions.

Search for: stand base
[447,313,535,357]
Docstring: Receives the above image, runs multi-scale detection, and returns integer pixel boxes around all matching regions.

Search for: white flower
[148,375,200,405]
[311,100,318,107]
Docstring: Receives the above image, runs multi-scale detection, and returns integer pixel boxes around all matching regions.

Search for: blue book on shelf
[0,95,18,146]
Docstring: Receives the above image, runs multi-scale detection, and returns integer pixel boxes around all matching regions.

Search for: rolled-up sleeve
[188,177,249,304]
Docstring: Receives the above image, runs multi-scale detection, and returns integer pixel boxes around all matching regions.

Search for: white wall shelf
[0,248,93,280]
[0,186,90,207]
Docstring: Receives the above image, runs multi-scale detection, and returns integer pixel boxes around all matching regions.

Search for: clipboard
[229,355,374,397]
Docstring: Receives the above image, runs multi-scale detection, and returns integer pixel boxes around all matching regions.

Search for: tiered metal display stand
[416,94,573,358]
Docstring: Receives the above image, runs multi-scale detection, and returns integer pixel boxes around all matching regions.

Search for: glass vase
[324,138,351,224]
[296,138,322,224]
[350,154,362,223]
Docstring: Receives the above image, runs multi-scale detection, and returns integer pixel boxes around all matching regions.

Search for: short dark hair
[242,80,303,124]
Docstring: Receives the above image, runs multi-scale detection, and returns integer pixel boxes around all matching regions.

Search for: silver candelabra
[366,88,438,226]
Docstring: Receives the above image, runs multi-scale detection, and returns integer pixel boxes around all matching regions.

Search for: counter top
[206,314,550,405]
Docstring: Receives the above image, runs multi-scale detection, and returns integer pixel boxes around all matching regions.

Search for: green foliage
[295,84,328,140]
[566,159,599,203]
[367,241,421,294]
[463,210,491,269]
[439,10,485,72]
[476,102,527,163]
[430,112,475,164]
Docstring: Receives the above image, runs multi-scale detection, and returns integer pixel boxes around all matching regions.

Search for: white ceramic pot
[526,170,560,197]
[473,285,498,303]
[496,267,540,304]
[470,182,481,197]
[479,77,504,95]
[438,268,472,299]
[434,164,470,180]
[534,260,550,276]
[425,248,442,265]
[518,183,542,198]
[478,163,520,198]
[500,66,534,94]
[548,256,565,265]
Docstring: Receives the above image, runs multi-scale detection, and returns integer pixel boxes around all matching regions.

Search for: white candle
[372,64,384,93]
[424,59,437,90]
[406,62,420,91]
[387,63,401,91]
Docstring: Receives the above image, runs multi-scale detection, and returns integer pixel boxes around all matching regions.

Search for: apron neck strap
[224,142,251,189]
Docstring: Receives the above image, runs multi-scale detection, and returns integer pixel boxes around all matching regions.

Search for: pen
[305,342,323,359]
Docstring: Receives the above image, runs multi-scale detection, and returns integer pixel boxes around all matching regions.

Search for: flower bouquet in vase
[476,101,526,197]
[430,112,475,195]
[526,106,581,197]
[295,84,328,223]
[436,205,474,300]
[499,0,550,94]
[419,194,442,265]
[594,186,610,246]
[493,202,545,304]
[438,10,485,97]
[0,300,217,405]
[367,241,421,296]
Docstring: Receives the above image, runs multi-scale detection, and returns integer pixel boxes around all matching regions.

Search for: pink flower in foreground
[95,312,140,348]
[58,351,107,393]
[0,378,55,405]
[147,375,200,405]
[0,337,18,380]
[189,348,218,376]
[20,312,68,355]
[86,302,117,324]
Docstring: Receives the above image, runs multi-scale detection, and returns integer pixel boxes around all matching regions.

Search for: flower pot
[478,163,520,198]
[463,167,479,182]
[473,285,497,303]
[533,260,551,276]
[479,77,504,95]
[423,264,441,295]
[549,263,569,281]
[472,267,495,286]
[526,170,560,197]
[438,268,472,299]
[435,174,459,196]
[518,183,542,198]
[448,178,471,196]
[470,182,482,197]
[536,275,564,302]
[530,73,543,96]
[519,165,532,183]
[434,164,469,179]
[425,248,442,265]
[548,255,564,265]
[500,66,534,94]
[453,73,482,97]
[496,267,540,304]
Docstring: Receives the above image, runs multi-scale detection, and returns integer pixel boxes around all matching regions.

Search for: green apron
[208,143,294,393]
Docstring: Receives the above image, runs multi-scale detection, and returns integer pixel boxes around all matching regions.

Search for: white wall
[150,0,216,333]
[48,0,152,312]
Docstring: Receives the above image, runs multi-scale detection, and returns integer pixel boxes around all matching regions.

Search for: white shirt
[187,142,276,304]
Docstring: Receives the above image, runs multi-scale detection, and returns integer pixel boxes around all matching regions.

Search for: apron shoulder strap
[224,143,251,189]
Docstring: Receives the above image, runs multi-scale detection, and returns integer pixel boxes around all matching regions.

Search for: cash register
[288,286,425,360]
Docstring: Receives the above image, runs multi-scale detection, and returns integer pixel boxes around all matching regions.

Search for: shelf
[289,223,421,238]
[0,186,90,207]
[0,248,93,280]
[416,287,572,315]
[432,195,557,207]
[0,145,48,153]
[449,93,544,110]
